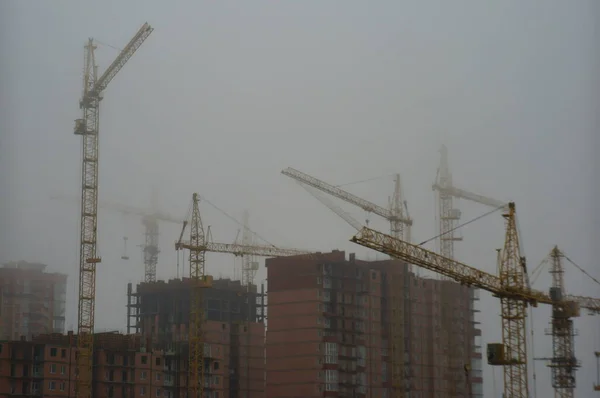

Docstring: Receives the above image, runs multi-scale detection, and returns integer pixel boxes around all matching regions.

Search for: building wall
[265,251,482,398]
[0,261,67,340]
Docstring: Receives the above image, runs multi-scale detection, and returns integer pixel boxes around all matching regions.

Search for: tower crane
[73,23,153,398]
[282,168,412,397]
[51,193,181,283]
[175,194,312,398]
[432,145,508,396]
[537,246,580,398]
[175,193,211,398]
[349,203,600,398]
[533,246,600,397]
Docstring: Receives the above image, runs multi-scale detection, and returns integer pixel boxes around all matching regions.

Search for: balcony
[164,375,174,387]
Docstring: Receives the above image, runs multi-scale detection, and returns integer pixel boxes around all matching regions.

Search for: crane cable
[563,254,600,287]
[334,173,396,188]
[200,196,278,249]
[530,257,549,286]
[530,305,538,398]
[417,204,506,247]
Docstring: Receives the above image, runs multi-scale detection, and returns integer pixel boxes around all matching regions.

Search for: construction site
[1,10,599,398]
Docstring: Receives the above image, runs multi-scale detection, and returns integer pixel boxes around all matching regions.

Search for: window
[49,381,56,390]
[357,346,366,367]
[155,357,161,366]
[141,371,147,380]
[50,364,56,374]
[141,355,148,365]
[156,388,161,397]
[324,342,338,364]
[155,372,161,381]
[60,382,65,391]
[50,347,57,357]
[325,370,338,391]
[61,348,66,358]
[61,365,66,375]
[214,361,220,371]
[317,277,322,285]
[141,386,146,396]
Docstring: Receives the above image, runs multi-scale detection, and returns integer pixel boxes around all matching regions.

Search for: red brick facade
[265,251,482,398]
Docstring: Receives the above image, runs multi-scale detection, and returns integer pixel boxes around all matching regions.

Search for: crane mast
[241,210,258,288]
[435,145,462,261]
[73,23,153,398]
[241,210,256,397]
[498,203,529,398]
[184,193,210,398]
[547,246,579,397]
[142,215,160,282]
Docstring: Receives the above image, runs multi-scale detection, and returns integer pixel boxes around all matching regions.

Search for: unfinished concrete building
[128,277,266,398]
[266,250,482,398]
[0,261,67,340]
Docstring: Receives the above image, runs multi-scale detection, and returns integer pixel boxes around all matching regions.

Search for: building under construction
[128,277,266,398]
[266,250,483,398]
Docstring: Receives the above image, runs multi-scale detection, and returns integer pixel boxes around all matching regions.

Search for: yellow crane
[73,23,153,398]
[175,194,312,398]
[532,245,600,397]
[542,246,579,398]
[175,193,211,398]
[282,168,412,397]
[350,203,600,398]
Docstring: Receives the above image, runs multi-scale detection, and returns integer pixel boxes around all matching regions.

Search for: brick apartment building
[0,261,67,340]
[129,277,266,398]
[266,250,483,398]
[0,330,229,398]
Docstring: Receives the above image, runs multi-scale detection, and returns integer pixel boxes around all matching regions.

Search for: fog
[1,1,598,397]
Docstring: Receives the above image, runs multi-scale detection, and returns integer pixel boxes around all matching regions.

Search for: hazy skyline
[1,2,598,397]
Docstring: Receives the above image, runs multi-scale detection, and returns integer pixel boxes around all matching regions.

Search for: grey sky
[1,1,598,397]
